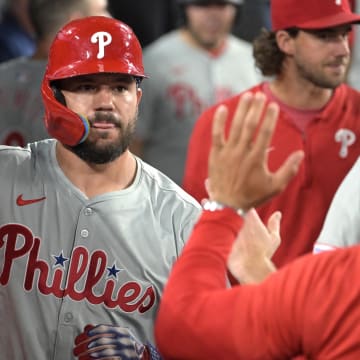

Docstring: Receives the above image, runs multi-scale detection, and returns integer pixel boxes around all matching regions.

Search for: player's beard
[295,55,348,89]
[187,26,224,50]
[67,111,137,164]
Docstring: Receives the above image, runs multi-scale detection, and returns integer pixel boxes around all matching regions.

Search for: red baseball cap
[271,0,360,31]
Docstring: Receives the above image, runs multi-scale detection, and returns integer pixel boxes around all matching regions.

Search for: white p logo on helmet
[91,31,112,59]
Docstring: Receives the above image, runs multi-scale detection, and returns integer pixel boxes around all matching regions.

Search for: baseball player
[183,0,360,268]
[131,0,260,185]
[156,93,360,359]
[0,16,200,359]
[0,0,110,147]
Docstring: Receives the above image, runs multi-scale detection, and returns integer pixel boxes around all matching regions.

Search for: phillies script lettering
[0,224,156,313]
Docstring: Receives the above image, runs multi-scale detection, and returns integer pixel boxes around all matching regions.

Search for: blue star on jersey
[107,264,122,279]
[53,251,69,267]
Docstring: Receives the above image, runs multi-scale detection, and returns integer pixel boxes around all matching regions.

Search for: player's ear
[135,77,143,105]
[275,30,296,56]
[136,87,142,105]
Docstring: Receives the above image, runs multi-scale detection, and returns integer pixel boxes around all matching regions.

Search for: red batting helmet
[41,16,146,146]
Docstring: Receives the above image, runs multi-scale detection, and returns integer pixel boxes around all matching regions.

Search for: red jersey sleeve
[155,207,360,359]
[182,107,215,202]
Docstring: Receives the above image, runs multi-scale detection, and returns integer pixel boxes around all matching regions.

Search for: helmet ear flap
[42,78,89,146]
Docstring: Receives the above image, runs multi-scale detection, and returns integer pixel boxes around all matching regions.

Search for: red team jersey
[183,83,360,267]
[155,210,360,359]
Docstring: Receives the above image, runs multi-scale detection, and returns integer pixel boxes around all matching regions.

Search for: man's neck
[55,142,137,198]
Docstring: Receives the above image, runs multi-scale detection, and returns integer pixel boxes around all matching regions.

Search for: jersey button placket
[84,207,93,216]
[79,207,93,240]
[64,312,73,323]
[81,229,89,238]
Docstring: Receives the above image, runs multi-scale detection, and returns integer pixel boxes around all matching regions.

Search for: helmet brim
[47,59,147,80]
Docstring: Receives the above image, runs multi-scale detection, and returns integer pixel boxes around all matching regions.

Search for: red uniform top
[155,209,360,360]
[183,83,360,266]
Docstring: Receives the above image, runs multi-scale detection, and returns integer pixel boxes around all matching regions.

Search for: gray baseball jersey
[0,139,201,359]
[136,30,261,184]
[0,56,49,146]
[314,156,360,253]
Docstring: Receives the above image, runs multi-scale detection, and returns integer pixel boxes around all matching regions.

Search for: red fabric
[182,83,360,267]
[155,210,360,359]
[271,0,360,31]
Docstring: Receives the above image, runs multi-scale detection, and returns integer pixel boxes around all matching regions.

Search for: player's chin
[318,74,344,89]
[325,66,347,81]
[328,77,345,89]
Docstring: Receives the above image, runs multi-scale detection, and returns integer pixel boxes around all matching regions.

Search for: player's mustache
[88,112,121,126]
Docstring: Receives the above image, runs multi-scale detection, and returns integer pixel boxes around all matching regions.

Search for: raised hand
[207,92,304,211]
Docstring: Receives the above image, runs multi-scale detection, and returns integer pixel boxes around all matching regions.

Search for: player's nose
[94,86,115,110]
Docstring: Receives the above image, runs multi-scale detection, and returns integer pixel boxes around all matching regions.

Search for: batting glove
[73,324,162,360]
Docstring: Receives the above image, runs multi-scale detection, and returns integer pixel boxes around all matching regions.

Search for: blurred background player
[131,0,260,184]
[0,0,36,62]
[182,0,360,267]
[0,0,110,146]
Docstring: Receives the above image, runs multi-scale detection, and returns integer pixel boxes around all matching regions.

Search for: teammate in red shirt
[182,0,360,267]
[156,92,360,360]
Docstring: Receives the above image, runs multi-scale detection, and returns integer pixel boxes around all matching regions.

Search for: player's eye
[76,84,97,92]
[305,26,351,41]
[114,85,128,93]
